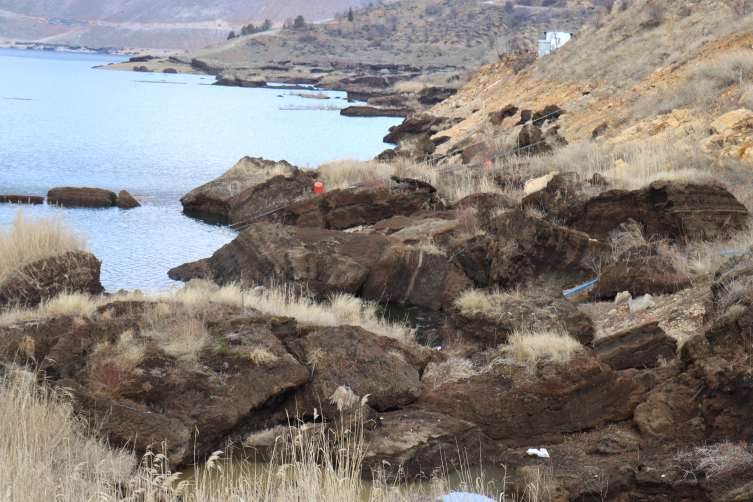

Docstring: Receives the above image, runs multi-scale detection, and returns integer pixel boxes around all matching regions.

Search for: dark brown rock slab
[634,373,706,445]
[594,252,691,300]
[172,223,395,297]
[47,187,117,208]
[0,195,44,204]
[413,350,643,444]
[114,190,140,209]
[179,157,300,218]
[593,322,677,370]
[287,325,422,417]
[362,409,500,481]
[488,209,609,289]
[283,179,434,230]
[566,181,750,242]
[0,251,104,304]
[361,245,474,310]
[383,114,455,144]
[340,106,413,117]
[453,294,595,349]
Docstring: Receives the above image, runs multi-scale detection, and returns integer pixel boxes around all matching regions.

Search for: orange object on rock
[314,182,323,194]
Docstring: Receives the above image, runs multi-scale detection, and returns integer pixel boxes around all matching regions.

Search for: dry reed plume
[0,208,88,286]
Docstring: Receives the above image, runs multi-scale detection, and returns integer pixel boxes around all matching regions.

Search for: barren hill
[0,0,370,50]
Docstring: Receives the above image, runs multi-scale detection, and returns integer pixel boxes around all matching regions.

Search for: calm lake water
[0,48,402,291]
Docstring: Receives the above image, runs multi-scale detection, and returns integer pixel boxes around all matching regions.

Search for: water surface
[0,49,402,290]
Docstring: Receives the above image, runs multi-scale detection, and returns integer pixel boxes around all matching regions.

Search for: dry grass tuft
[454,286,524,315]
[143,307,209,361]
[316,158,400,190]
[247,347,278,365]
[500,328,581,370]
[423,358,484,390]
[679,441,753,478]
[0,209,88,286]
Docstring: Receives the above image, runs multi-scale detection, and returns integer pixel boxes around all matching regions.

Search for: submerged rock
[114,190,140,209]
[47,187,117,208]
[0,195,44,204]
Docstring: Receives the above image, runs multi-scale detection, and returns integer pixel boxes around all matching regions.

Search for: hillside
[0,0,371,51]
[418,0,753,209]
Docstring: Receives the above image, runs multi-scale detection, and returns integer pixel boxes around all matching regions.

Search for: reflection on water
[178,458,511,501]
[379,303,449,346]
[0,48,402,290]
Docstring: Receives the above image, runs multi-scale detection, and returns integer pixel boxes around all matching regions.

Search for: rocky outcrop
[281,179,435,230]
[383,114,458,144]
[173,223,395,296]
[286,325,422,417]
[114,190,140,209]
[361,245,474,310]
[179,157,301,218]
[47,187,117,208]
[453,293,595,349]
[214,72,267,87]
[703,108,753,163]
[0,251,104,304]
[0,195,44,204]
[594,249,691,299]
[417,87,457,106]
[2,306,311,467]
[487,209,610,289]
[521,172,584,222]
[362,409,499,480]
[566,181,750,241]
[593,322,677,370]
[227,169,317,224]
[340,106,413,117]
[488,104,518,126]
[414,350,643,444]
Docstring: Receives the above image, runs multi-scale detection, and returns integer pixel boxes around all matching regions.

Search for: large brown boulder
[286,326,422,417]
[566,181,750,242]
[592,322,677,370]
[383,114,456,144]
[179,156,300,217]
[47,187,117,208]
[227,169,317,224]
[361,245,474,310]
[413,350,644,444]
[114,190,140,209]
[487,209,609,289]
[594,251,691,300]
[5,307,310,467]
[521,172,584,222]
[282,179,435,230]
[170,223,395,296]
[453,293,595,349]
[634,373,707,446]
[362,409,500,481]
[0,251,104,304]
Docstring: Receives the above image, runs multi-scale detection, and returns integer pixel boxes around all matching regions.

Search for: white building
[538,30,573,57]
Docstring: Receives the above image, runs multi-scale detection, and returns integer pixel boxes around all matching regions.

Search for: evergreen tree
[347,7,354,22]
[261,19,272,31]
[294,15,305,28]
[226,30,237,40]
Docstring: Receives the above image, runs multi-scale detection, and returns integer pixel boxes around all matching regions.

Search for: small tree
[240,23,256,36]
[294,15,305,29]
[505,0,514,10]
[227,30,237,40]
[348,7,354,22]
[261,19,272,31]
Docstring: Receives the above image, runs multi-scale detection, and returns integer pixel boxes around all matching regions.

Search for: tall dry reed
[0,208,88,286]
